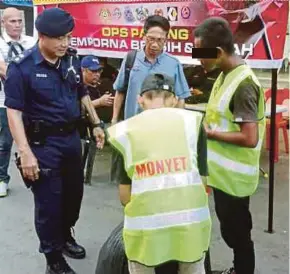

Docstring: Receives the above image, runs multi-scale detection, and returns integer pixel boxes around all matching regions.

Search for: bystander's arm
[175,63,191,109]
[0,59,7,78]
[112,91,125,123]
[91,98,102,108]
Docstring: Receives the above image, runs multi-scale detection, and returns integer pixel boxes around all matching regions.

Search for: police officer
[4,8,105,274]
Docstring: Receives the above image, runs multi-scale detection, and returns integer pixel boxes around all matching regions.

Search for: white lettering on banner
[71,37,254,57]
[163,42,181,53]
[234,43,254,56]
[124,207,210,230]
[184,43,193,53]
[71,37,128,49]
[189,42,254,57]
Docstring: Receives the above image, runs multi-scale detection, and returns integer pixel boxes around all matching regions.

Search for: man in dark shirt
[98,57,118,82]
[184,65,221,104]
[81,55,114,123]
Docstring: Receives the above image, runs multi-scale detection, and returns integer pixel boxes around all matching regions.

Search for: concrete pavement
[0,144,288,274]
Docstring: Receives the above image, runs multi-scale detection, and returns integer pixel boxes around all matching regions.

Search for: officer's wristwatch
[92,120,105,130]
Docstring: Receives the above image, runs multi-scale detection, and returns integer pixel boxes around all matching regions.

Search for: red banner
[36,0,289,68]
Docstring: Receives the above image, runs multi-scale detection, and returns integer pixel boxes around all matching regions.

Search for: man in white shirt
[0,7,36,197]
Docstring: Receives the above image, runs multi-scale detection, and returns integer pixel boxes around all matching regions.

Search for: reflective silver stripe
[208,150,257,176]
[115,121,132,169]
[124,207,210,231]
[217,69,252,112]
[131,170,202,195]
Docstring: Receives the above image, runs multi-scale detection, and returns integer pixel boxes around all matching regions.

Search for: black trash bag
[95,222,178,274]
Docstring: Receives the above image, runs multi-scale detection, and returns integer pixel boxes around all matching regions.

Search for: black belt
[44,123,78,136]
[26,120,80,137]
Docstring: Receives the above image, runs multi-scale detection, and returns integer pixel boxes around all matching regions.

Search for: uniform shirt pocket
[31,78,57,103]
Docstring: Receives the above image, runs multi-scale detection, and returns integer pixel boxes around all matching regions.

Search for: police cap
[35,8,75,38]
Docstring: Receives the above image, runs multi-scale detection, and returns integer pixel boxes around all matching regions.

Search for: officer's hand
[100,93,114,107]
[20,149,40,181]
[93,127,105,149]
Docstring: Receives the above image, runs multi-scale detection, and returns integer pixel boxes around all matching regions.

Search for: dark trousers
[30,132,84,254]
[213,188,255,274]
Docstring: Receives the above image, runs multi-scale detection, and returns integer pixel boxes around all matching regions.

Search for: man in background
[0,7,36,197]
[184,65,221,104]
[81,55,114,123]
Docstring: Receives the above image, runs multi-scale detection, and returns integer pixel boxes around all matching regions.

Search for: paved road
[0,147,288,274]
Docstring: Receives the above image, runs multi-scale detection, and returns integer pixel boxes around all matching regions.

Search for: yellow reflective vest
[205,64,266,197]
[107,108,211,266]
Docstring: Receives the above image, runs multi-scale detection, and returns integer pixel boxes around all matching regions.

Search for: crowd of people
[0,6,265,274]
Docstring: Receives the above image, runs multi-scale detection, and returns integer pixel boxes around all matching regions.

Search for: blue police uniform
[4,8,87,273]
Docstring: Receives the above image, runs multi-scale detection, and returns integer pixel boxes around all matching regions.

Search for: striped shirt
[0,31,36,107]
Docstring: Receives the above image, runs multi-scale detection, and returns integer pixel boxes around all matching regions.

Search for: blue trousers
[0,108,13,184]
[30,131,84,254]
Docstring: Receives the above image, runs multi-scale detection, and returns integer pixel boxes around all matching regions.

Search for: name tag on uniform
[36,73,48,78]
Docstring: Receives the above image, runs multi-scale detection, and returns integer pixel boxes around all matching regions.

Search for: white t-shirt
[0,31,36,108]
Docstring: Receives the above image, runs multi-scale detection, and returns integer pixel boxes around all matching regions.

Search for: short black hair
[144,15,170,34]
[194,17,235,54]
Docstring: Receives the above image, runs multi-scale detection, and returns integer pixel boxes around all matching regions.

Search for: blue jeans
[0,108,13,184]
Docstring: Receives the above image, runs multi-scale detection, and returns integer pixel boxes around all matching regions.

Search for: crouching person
[107,73,212,274]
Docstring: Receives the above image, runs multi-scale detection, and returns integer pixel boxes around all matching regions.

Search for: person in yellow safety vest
[107,73,212,274]
[193,17,266,274]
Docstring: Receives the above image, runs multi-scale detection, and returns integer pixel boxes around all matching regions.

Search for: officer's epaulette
[11,49,33,64]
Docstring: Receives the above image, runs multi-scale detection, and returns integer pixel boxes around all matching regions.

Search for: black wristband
[92,121,105,129]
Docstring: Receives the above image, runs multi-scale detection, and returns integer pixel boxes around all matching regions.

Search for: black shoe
[63,233,86,259]
[212,268,235,274]
[46,256,77,274]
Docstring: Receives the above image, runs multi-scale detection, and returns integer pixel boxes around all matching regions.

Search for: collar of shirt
[31,45,62,69]
[2,31,25,44]
[31,44,45,65]
[140,48,164,64]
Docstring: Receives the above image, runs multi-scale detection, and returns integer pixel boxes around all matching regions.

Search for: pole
[266,68,278,233]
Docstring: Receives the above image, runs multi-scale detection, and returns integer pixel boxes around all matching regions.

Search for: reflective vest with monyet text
[107,108,211,266]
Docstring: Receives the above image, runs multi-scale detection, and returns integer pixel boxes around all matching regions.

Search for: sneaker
[63,229,86,259]
[0,181,7,197]
[46,256,77,274]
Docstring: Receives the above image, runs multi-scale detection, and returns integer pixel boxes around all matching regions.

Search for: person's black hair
[194,17,235,55]
[144,15,170,34]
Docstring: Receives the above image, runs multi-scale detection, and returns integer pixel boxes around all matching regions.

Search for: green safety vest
[107,108,211,266]
[205,64,266,197]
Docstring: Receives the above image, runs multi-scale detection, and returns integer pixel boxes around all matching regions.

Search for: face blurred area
[82,68,102,86]
[194,37,222,72]
[39,32,72,59]
[2,8,23,40]
[144,26,167,57]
